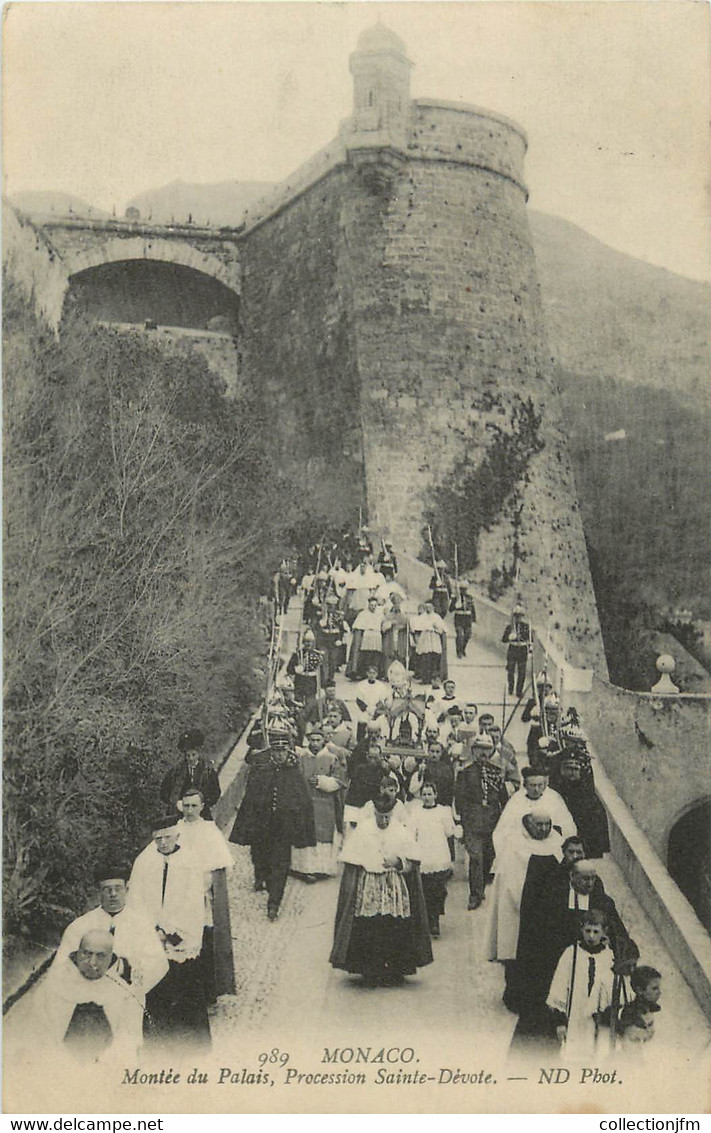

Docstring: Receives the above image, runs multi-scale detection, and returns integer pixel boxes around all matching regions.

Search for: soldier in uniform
[429,560,451,620]
[286,627,324,703]
[454,731,507,910]
[229,721,316,920]
[449,578,477,659]
[316,593,346,683]
[377,542,398,581]
[502,604,532,699]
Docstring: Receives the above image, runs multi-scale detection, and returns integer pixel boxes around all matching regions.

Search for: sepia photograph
[2,0,710,1116]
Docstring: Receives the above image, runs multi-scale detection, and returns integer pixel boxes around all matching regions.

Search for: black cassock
[510,864,638,1053]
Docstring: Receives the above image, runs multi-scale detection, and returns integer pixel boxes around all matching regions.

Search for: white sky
[3,1,710,280]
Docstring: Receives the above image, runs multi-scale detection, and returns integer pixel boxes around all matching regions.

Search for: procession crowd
[33,526,663,1066]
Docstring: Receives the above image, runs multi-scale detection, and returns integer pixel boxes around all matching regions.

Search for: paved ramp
[212,592,710,1064]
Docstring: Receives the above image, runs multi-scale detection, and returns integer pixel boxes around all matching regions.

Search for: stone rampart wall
[237,167,367,525]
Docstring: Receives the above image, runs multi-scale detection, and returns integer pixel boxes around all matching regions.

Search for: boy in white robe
[177,788,235,1001]
[547,909,615,1057]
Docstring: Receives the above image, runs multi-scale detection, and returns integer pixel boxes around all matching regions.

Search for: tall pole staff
[427,525,442,586]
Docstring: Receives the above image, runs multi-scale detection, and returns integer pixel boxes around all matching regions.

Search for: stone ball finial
[651,654,679,695]
[356,23,407,57]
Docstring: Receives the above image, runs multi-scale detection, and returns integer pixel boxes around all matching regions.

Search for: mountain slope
[10,191,109,219]
[529,210,711,406]
[125,179,272,227]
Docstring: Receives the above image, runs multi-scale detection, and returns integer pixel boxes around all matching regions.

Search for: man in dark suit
[160,729,221,819]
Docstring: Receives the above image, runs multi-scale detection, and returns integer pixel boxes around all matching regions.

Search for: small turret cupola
[349,23,412,146]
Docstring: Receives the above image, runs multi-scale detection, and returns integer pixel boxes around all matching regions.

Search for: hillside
[558,369,711,685]
[10,190,109,219]
[125,179,272,227]
[529,210,711,407]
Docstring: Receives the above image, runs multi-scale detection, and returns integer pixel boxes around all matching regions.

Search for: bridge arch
[667,794,711,933]
[61,236,240,298]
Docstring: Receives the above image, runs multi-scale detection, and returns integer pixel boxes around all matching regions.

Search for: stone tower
[237,25,608,672]
[348,24,412,152]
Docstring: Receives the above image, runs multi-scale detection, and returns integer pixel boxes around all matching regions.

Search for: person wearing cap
[502,604,532,698]
[39,929,143,1064]
[453,730,507,910]
[229,731,316,920]
[524,704,544,759]
[330,792,433,986]
[346,595,385,680]
[485,805,563,1011]
[492,766,576,858]
[286,628,324,703]
[128,815,212,1048]
[522,674,554,723]
[291,727,348,880]
[548,727,610,859]
[160,729,221,820]
[316,592,346,682]
[53,864,168,1024]
[376,542,398,581]
[429,560,451,620]
[450,579,477,659]
[177,788,235,1002]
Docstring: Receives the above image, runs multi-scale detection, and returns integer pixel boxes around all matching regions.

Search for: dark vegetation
[422,396,544,592]
[3,278,301,940]
[559,369,711,687]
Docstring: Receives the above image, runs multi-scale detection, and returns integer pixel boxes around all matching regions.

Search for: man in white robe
[492,766,576,858]
[347,596,385,678]
[40,930,142,1064]
[177,788,235,1001]
[54,865,167,1028]
[343,561,381,624]
[484,805,563,969]
[129,815,211,1048]
[414,602,446,686]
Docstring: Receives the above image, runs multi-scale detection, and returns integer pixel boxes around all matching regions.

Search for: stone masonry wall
[579,681,711,859]
[235,99,606,668]
[342,103,607,671]
[237,169,367,525]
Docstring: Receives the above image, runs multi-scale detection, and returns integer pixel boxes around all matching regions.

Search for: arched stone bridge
[3,207,241,330]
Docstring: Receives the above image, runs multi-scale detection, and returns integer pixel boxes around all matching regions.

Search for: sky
[3,1,711,281]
